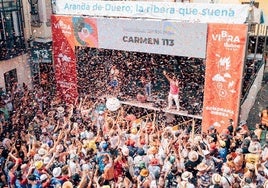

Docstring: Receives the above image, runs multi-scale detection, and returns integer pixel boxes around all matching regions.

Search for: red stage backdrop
[51,15,98,103]
[202,24,248,132]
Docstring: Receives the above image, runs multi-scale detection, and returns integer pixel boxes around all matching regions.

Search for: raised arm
[163,70,171,82]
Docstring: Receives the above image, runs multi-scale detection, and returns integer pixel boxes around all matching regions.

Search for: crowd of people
[0,76,268,188]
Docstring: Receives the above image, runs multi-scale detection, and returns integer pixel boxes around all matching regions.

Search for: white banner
[55,0,250,24]
[97,18,207,58]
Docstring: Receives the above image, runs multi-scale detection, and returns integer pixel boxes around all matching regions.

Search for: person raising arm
[163,70,180,111]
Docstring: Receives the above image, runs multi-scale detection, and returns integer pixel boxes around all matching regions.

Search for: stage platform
[120,99,202,120]
[99,94,202,119]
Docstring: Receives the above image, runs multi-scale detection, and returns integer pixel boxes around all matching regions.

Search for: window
[0,0,26,60]
[28,0,41,27]
[29,0,52,27]
[4,68,17,93]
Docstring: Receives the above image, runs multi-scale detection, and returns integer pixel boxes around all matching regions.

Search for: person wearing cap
[33,160,44,178]
[96,140,111,175]
[162,154,179,176]
[209,173,222,188]
[218,140,228,162]
[178,171,195,188]
[27,174,40,188]
[202,150,221,174]
[13,138,26,161]
[40,171,51,188]
[196,162,211,187]
[184,150,203,178]
[148,158,161,181]
[220,165,234,188]
[237,120,249,138]
[62,180,73,188]
[137,168,151,188]
[50,166,63,186]
[243,163,257,181]
[32,151,56,181]
[125,138,137,158]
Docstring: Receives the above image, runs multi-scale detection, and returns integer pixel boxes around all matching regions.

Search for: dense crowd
[0,78,268,188]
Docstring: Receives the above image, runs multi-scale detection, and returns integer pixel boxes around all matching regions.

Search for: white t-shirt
[162,161,172,173]
[110,135,119,149]
[221,174,234,188]
[134,155,144,167]
[69,160,79,175]
[261,147,268,161]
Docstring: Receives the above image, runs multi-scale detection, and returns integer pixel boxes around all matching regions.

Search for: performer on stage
[140,76,152,100]
[108,65,120,95]
[163,70,180,110]
[136,75,153,103]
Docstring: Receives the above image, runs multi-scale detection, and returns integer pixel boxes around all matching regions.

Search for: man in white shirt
[220,165,235,188]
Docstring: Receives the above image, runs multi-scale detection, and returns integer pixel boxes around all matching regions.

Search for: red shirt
[9,171,16,185]
[170,81,179,95]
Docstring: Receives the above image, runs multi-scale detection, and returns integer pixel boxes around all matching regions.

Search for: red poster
[202,24,248,132]
[51,15,99,103]
[52,15,78,103]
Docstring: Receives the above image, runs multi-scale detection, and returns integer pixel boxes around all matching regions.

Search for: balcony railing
[0,36,26,60]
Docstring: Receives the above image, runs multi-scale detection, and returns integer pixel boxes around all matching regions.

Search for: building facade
[0,0,32,91]
[0,0,53,93]
[0,0,267,94]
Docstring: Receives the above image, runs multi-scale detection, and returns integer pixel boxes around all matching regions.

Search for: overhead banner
[54,0,250,24]
[97,18,207,58]
[51,15,99,103]
[51,15,207,102]
[202,24,248,132]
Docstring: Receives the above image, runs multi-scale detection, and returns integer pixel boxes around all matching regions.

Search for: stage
[101,94,203,120]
